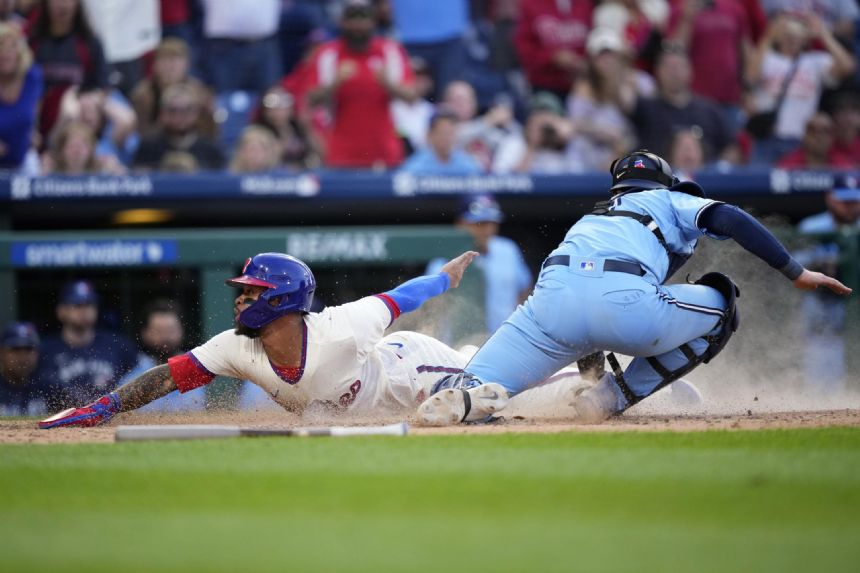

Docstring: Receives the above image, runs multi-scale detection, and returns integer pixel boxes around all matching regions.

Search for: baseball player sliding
[39,251,488,428]
[418,150,853,426]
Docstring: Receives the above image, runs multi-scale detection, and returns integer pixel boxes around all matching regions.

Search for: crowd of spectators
[0,0,857,178]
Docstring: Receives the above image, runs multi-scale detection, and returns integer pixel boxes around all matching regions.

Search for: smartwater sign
[11,240,178,267]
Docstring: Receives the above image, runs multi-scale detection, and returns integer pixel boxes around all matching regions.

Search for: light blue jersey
[553,189,726,283]
[464,186,732,409]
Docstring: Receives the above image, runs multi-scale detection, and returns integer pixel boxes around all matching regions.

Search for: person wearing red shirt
[776,112,854,169]
[307,0,415,169]
[667,0,753,111]
[514,0,593,101]
[831,92,860,164]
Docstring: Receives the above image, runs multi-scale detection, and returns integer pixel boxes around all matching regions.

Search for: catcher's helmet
[226,253,316,329]
[609,150,678,194]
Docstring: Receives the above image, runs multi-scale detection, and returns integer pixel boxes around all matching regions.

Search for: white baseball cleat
[417,383,509,426]
[568,374,619,424]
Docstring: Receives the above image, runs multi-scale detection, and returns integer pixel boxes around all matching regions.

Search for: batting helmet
[226,253,316,329]
[609,150,678,194]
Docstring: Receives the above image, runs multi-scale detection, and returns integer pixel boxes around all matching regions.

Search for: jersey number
[339,380,362,407]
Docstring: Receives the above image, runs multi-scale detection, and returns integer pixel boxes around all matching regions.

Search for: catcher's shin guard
[693,272,740,363]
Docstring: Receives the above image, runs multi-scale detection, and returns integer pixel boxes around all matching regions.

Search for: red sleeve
[168,352,216,393]
[374,293,402,325]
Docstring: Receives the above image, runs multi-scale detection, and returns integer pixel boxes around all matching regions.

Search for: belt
[542,255,645,276]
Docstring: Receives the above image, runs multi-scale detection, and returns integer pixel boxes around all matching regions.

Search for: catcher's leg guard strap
[644,342,701,396]
[606,352,640,405]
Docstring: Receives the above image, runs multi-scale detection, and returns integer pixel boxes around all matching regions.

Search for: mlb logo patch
[634,159,646,168]
[580,261,595,271]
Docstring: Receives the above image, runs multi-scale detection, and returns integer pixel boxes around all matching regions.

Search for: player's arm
[116,364,177,410]
[377,251,478,318]
[699,204,852,295]
[37,364,177,430]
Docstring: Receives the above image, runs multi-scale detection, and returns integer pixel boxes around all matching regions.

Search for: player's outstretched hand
[440,251,479,289]
[793,269,853,295]
[38,393,121,429]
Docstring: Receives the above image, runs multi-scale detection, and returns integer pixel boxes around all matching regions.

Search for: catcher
[39,250,509,428]
[418,150,853,425]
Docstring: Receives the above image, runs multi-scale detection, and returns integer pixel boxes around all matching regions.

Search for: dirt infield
[3,408,859,444]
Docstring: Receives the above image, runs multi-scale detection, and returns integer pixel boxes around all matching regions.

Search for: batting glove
[38,393,122,429]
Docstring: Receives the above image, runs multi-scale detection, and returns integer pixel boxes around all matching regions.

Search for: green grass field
[1,427,858,573]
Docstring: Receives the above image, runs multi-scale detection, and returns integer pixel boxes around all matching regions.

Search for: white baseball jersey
[167,296,468,413]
